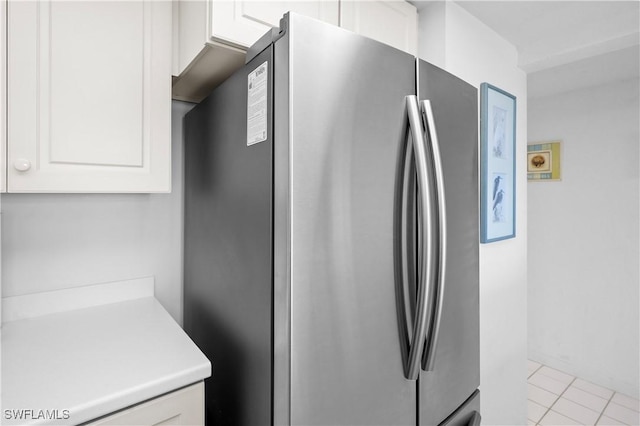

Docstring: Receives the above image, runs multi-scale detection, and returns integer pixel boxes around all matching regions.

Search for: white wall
[419,3,529,424]
[528,78,640,398]
[0,101,194,324]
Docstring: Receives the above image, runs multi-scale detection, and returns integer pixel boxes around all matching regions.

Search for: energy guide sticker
[247,61,268,146]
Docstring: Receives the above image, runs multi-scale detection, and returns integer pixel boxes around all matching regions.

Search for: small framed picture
[480,83,516,243]
[528,141,561,181]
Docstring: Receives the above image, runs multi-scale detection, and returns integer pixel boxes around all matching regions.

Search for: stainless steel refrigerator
[184,12,479,426]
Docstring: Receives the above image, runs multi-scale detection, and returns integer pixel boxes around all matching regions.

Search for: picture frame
[480,83,516,243]
[528,141,561,181]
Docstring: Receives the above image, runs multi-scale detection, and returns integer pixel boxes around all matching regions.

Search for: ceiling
[415,1,640,98]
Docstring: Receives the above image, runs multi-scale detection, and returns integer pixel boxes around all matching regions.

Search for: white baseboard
[529,348,640,399]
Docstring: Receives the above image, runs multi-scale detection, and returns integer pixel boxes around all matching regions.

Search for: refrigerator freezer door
[440,391,481,426]
[276,13,417,425]
[417,61,480,425]
[183,47,274,426]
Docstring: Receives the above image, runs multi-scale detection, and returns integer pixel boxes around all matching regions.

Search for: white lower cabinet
[6,0,172,193]
[87,382,205,426]
[172,0,416,103]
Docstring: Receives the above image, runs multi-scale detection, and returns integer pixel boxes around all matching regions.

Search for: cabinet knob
[14,159,32,172]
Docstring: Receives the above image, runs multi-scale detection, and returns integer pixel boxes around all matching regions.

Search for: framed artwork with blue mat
[480,83,516,243]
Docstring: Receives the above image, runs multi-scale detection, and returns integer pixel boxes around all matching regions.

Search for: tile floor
[528,360,640,425]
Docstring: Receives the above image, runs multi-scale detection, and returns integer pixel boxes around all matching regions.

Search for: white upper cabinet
[173,1,339,102]
[210,1,340,50]
[7,1,172,193]
[172,0,417,103]
[175,0,339,75]
[340,0,417,55]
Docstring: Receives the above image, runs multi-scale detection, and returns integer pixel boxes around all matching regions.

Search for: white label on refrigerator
[247,61,268,146]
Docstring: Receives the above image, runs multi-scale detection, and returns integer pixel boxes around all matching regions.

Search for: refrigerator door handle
[403,95,436,381]
[420,100,447,372]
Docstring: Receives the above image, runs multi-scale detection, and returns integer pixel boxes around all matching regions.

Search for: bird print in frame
[480,83,516,243]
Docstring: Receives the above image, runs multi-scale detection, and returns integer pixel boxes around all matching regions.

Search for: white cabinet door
[340,0,417,55]
[210,1,339,48]
[7,1,171,193]
[1,0,6,193]
[175,0,339,77]
[88,382,205,425]
[173,0,339,102]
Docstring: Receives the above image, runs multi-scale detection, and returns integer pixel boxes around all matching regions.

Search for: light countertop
[2,289,211,425]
